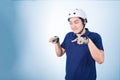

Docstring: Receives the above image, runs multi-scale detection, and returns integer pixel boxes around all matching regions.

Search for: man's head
[68,8,87,23]
[68,9,87,34]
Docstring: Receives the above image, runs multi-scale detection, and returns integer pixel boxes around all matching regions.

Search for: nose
[70,23,76,28]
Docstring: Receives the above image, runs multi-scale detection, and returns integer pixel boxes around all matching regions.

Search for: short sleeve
[94,33,104,51]
[61,34,68,49]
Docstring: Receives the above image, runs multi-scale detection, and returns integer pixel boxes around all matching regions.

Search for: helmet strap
[78,20,85,34]
[78,26,84,34]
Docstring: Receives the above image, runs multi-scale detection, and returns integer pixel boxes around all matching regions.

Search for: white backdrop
[1,0,120,80]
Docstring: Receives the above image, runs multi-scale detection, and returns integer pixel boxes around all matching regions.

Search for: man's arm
[88,39,104,64]
[54,43,65,57]
[49,36,65,57]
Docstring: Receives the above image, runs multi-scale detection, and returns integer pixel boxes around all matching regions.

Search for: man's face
[69,17,83,34]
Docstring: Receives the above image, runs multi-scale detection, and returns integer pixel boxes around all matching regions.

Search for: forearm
[49,36,65,57]
[55,43,64,57]
[88,39,104,64]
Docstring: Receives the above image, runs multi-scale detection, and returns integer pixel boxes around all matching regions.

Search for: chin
[73,31,79,34]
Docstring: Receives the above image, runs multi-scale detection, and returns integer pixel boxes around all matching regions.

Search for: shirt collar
[73,28,90,37]
[83,28,90,36]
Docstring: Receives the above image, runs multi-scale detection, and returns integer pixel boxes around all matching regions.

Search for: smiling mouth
[73,29,78,31]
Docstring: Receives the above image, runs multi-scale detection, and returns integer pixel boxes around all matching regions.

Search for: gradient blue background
[0,0,120,80]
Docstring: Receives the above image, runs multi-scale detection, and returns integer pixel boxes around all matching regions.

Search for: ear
[84,19,87,24]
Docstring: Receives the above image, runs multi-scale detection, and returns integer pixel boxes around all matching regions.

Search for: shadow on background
[0,0,17,79]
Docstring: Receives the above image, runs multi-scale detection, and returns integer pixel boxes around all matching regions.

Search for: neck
[76,28,86,37]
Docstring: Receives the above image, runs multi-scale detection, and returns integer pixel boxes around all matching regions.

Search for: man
[49,8,104,80]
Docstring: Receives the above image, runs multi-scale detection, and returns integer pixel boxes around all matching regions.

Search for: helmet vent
[73,12,76,15]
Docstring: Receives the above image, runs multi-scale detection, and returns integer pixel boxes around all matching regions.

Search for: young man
[49,8,104,80]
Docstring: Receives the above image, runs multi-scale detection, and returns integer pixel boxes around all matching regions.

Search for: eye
[74,21,79,24]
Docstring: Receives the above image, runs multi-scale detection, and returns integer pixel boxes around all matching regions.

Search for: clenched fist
[49,36,59,44]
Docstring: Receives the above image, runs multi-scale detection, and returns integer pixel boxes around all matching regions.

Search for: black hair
[78,17,85,27]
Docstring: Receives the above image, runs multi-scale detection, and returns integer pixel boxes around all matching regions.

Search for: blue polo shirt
[61,28,104,80]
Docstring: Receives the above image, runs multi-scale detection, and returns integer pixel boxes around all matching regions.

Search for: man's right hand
[49,36,59,44]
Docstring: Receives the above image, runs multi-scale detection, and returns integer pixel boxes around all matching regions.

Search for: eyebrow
[70,19,79,23]
[74,20,79,22]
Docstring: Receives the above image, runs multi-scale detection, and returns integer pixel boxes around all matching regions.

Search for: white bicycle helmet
[68,8,87,22]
